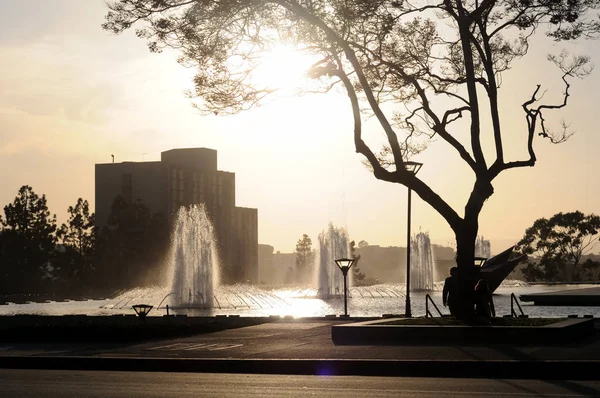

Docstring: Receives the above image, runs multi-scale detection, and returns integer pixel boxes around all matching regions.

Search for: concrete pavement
[2,320,600,379]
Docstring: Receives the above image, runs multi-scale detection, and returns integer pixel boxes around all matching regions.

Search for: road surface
[0,369,599,397]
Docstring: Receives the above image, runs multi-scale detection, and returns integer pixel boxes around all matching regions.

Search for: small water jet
[410,231,434,291]
[168,204,220,308]
[475,236,492,258]
[316,223,349,298]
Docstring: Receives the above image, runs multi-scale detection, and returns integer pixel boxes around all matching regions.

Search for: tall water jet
[410,231,434,291]
[316,223,349,298]
[475,236,491,258]
[169,204,220,308]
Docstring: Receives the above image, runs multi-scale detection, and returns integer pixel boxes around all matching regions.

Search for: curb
[1,356,599,380]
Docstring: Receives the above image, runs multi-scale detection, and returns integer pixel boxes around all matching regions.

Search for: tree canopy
[104,0,600,312]
[55,198,97,284]
[0,186,57,293]
[516,211,600,281]
[295,233,314,269]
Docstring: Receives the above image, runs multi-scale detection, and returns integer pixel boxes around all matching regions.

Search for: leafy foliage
[58,199,96,256]
[582,257,600,280]
[0,186,57,293]
[55,198,97,285]
[350,240,366,284]
[295,233,314,270]
[516,211,600,281]
[293,233,314,284]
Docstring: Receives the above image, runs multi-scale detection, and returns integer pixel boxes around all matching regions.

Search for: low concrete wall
[0,315,371,343]
[0,315,269,343]
[2,356,600,380]
[332,318,595,345]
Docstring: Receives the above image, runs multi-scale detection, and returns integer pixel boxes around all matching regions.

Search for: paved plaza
[1,320,600,379]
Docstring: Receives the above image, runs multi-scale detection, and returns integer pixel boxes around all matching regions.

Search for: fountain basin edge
[331,317,595,345]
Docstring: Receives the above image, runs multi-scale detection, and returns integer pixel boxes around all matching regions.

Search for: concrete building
[257,244,297,285]
[95,148,258,284]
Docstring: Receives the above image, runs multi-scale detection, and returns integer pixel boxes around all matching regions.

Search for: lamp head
[335,258,355,274]
[132,304,153,318]
[474,257,487,267]
[404,161,423,175]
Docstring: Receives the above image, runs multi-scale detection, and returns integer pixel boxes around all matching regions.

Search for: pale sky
[1,0,599,254]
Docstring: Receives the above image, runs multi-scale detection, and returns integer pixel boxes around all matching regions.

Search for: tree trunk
[454,221,479,320]
[450,177,494,320]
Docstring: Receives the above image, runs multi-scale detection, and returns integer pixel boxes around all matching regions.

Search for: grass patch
[380,317,566,327]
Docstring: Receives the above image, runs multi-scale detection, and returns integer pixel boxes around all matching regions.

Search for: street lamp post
[404,161,423,318]
[335,258,355,317]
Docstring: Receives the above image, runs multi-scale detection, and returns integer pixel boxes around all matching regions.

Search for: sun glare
[251,44,316,94]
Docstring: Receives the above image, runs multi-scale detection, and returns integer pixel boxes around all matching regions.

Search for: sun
[251,44,317,94]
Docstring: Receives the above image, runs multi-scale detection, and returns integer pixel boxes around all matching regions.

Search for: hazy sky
[1,0,599,254]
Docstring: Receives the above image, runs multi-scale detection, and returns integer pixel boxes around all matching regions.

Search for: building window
[199,172,205,203]
[211,174,217,206]
[218,175,223,206]
[192,172,199,203]
[178,169,185,205]
[121,173,132,203]
[171,169,178,212]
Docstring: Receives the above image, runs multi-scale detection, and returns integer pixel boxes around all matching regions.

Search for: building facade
[95,148,258,284]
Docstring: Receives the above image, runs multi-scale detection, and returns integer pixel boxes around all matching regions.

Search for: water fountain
[169,204,220,308]
[410,231,434,291]
[475,236,491,258]
[100,204,292,313]
[316,223,349,298]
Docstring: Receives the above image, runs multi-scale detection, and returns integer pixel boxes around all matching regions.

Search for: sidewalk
[1,320,600,379]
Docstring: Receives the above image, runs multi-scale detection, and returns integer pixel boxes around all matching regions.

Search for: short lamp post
[404,161,423,318]
[132,304,153,318]
[335,258,355,317]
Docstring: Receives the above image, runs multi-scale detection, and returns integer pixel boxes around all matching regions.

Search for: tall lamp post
[404,161,423,318]
[335,258,355,317]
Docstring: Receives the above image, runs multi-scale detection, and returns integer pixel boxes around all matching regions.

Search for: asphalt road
[0,369,599,397]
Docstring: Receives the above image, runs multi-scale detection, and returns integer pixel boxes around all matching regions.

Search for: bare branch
[492,52,591,177]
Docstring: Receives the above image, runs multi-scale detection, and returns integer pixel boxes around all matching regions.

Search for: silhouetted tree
[0,186,57,293]
[358,240,369,249]
[55,198,97,288]
[517,211,600,282]
[295,234,314,269]
[582,258,600,281]
[104,0,600,315]
[295,234,315,282]
[350,240,366,284]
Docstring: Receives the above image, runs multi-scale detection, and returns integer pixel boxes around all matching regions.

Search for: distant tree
[358,240,369,249]
[284,266,295,284]
[295,234,314,272]
[517,211,600,282]
[58,199,96,257]
[582,258,600,281]
[0,186,57,293]
[350,240,366,285]
[104,0,600,317]
[55,198,97,285]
